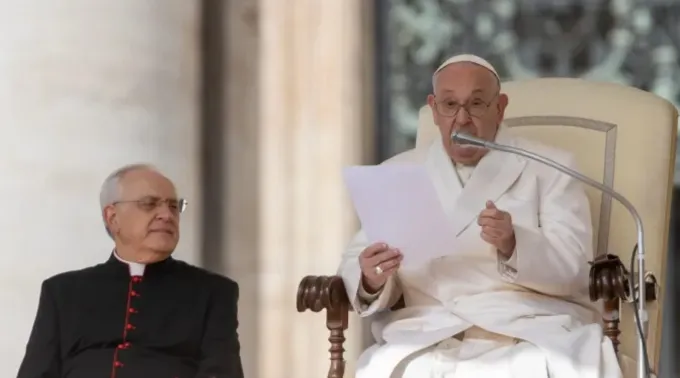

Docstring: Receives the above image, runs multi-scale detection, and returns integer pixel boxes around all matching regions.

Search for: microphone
[450,130,651,378]
[450,131,490,148]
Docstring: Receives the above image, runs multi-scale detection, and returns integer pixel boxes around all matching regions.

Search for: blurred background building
[0,0,678,377]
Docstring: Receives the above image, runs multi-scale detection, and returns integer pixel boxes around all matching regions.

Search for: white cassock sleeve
[497,154,593,297]
[337,230,402,317]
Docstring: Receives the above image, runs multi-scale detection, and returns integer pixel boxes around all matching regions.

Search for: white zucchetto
[434,54,500,81]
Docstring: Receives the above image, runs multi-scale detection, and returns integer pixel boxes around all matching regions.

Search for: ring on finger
[374,265,384,275]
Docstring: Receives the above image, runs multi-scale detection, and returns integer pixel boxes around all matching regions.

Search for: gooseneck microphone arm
[450,131,649,378]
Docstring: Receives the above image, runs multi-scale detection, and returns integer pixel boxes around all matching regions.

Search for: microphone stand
[451,131,649,378]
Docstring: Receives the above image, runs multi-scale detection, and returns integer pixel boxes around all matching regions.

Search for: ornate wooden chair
[297,78,678,378]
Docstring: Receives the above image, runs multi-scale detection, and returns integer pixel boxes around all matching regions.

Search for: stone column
[224,0,372,377]
[0,1,201,373]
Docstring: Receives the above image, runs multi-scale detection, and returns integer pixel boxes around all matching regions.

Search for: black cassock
[17,254,244,378]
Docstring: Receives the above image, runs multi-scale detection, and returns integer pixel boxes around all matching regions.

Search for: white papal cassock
[338,129,622,378]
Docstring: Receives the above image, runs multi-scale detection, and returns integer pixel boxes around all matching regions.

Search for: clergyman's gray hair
[100,163,158,238]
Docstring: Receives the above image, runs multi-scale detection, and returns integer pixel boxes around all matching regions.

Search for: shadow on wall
[199,0,262,377]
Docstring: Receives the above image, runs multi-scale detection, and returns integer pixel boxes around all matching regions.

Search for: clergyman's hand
[477,200,516,257]
[359,242,402,293]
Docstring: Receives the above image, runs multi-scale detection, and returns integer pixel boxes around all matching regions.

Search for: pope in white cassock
[338,54,623,378]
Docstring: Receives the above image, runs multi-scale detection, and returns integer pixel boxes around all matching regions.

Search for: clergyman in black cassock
[18,252,242,378]
[17,164,244,378]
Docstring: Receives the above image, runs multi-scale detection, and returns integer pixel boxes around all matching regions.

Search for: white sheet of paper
[343,163,457,267]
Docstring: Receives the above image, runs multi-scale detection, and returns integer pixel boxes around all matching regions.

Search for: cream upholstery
[416,78,678,374]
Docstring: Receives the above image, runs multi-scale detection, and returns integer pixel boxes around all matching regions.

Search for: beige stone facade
[0,0,202,374]
[223,1,373,376]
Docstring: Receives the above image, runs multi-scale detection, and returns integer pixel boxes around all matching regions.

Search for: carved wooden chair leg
[602,298,621,353]
[590,254,629,351]
[589,253,658,357]
[297,275,351,378]
[327,303,349,378]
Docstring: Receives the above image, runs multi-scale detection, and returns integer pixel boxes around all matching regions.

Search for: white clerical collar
[113,250,146,276]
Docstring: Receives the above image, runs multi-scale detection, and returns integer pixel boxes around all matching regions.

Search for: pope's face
[103,169,182,262]
[427,62,509,166]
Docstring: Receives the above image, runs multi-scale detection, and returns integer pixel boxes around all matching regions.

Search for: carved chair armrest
[588,254,658,353]
[297,275,350,378]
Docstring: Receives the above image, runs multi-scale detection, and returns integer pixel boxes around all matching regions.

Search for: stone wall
[0,1,202,375]
[222,1,373,377]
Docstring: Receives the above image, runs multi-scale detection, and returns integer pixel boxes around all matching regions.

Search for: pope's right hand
[359,242,403,293]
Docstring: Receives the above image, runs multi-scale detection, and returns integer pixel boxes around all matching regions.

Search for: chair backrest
[416,78,677,371]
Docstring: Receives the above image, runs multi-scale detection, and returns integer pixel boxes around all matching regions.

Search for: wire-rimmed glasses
[113,197,188,214]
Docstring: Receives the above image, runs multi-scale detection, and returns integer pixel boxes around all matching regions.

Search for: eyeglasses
[113,197,188,214]
[434,93,498,118]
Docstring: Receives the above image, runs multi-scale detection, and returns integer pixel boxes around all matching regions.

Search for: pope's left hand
[477,200,516,257]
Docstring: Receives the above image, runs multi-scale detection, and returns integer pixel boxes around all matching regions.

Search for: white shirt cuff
[358,280,383,303]
[497,249,518,280]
